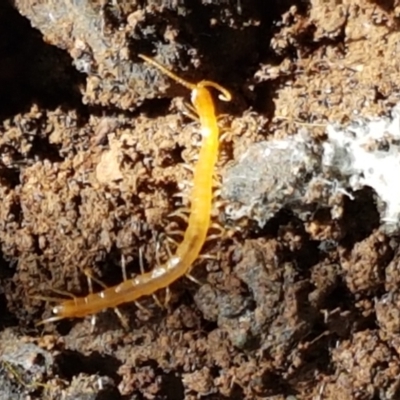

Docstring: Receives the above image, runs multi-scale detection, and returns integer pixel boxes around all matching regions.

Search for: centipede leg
[182,163,195,173]
[152,293,164,309]
[183,150,199,164]
[177,176,194,188]
[168,208,190,222]
[191,137,202,148]
[219,130,231,143]
[181,101,199,121]
[165,217,185,245]
[161,240,175,308]
[165,234,181,247]
[113,308,129,328]
[206,233,225,242]
[210,221,225,232]
[185,252,219,285]
[212,178,222,189]
[198,253,220,261]
[85,266,128,329]
[134,300,151,314]
[90,315,97,331]
[154,239,163,268]
[163,286,172,308]
[213,198,229,209]
[172,190,190,200]
[121,254,128,281]
[83,267,105,288]
[85,274,98,332]
[185,272,202,286]
[139,247,163,309]
[173,187,192,206]
[203,222,226,243]
[85,272,110,330]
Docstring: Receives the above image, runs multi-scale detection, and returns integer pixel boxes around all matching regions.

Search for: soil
[1,0,400,399]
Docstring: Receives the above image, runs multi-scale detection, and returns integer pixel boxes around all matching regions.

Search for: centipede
[39,54,232,323]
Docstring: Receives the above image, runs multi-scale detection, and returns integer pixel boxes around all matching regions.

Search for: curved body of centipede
[40,54,232,323]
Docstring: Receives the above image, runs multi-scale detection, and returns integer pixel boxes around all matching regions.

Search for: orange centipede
[40,54,231,323]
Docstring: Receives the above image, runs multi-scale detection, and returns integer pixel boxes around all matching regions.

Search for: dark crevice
[27,135,64,163]
[0,2,85,120]
[0,165,20,189]
[339,187,380,248]
[160,371,185,400]
[55,350,122,383]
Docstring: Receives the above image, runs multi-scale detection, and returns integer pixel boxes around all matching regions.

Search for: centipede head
[36,300,77,326]
[36,311,65,325]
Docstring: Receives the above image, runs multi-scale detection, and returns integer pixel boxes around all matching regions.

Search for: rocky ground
[1,0,400,399]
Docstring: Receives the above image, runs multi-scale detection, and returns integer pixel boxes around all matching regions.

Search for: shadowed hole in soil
[339,187,380,248]
[132,359,184,400]
[229,383,245,400]
[248,209,296,239]
[0,2,85,121]
[139,98,172,119]
[0,250,15,278]
[249,211,322,269]
[277,220,321,270]
[367,0,397,13]
[55,350,122,384]
[0,255,18,328]
[27,134,64,163]
[257,370,297,397]
[159,371,185,400]
[0,292,18,329]
[252,81,277,117]
[31,235,43,257]
[160,144,186,168]
[94,246,140,286]
[247,187,380,262]
[178,0,280,85]
[320,280,378,337]
[0,165,20,189]
[96,386,122,400]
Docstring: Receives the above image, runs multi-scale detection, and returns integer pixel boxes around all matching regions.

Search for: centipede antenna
[48,287,76,299]
[200,80,232,102]
[31,294,66,303]
[139,54,196,91]
[36,314,65,326]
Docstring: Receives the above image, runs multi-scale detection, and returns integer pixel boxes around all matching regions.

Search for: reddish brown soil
[1,1,400,399]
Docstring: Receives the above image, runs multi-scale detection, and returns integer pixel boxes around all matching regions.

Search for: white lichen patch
[323,104,400,232]
[223,103,400,234]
